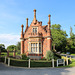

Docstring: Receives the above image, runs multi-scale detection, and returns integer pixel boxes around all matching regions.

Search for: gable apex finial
[48,14,51,28]
[33,9,36,24]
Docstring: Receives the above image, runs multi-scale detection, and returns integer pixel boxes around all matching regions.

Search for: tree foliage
[66,26,75,53]
[7,45,17,51]
[0,44,6,52]
[51,24,67,52]
[16,42,21,54]
[16,42,21,50]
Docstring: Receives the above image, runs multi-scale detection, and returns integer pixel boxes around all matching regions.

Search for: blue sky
[0,0,75,48]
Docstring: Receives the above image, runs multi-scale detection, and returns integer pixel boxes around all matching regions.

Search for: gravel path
[0,63,75,75]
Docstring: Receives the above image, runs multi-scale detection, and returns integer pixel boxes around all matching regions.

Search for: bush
[21,54,29,60]
[41,57,46,60]
[45,50,54,60]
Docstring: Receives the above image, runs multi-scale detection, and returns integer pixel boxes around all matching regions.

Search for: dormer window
[33,27,37,33]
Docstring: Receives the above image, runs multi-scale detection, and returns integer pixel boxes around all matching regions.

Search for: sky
[0,0,75,48]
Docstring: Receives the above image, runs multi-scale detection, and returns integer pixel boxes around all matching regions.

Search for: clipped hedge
[30,60,57,67]
[10,59,28,67]
[0,57,70,67]
[1,57,5,62]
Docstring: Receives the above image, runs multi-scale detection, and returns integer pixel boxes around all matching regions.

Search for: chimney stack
[33,9,36,24]
[48,14,51,29]
[26,18,28,28]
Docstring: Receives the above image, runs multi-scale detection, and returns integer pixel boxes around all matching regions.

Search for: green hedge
[30,60,57,67]
[10,59,28,67]
[0,57,70,67]
[1,57,5,62]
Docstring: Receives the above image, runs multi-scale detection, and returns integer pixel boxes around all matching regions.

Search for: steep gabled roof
[42,25,48,32]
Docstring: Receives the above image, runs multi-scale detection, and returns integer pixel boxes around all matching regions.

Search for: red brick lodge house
[20,9,52,59]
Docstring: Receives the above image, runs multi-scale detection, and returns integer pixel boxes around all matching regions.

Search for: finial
[34,9,36,12]
[26,18,28,28]
[21,24,24,28]
[48,14,51,28]
[26,18,28,20]
[48,14,51,17]
[21,24,24,34]
[33,9,36,23]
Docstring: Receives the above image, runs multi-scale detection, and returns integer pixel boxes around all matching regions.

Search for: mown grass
[70,54,75,56]
[1,52,20,57]
[57,59,75,68]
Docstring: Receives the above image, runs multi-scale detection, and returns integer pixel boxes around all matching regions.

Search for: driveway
[0,63,75,75]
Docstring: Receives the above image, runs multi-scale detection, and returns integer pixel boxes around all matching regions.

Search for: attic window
[33,28,37,33]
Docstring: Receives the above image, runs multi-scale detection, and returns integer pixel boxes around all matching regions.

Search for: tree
[7,45,17,52]
[51,24,67,52]
[69,26,75,53]
[70,26,73,37]
[0,44,6,52]
[65,26,75,54]
[16,42,21,50]
[16,42,21,54]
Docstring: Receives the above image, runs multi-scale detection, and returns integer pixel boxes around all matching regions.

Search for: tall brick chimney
[47,14,52,50]
[33,9,37,24]
[26,18,28,29]
[20,24,24,54]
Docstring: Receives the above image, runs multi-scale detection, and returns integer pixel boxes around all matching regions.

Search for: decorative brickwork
[20,9,52,59]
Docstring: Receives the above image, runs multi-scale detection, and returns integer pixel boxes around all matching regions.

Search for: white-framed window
[29,42,42,53]
[33,28,37,33]
[31,43,38,52]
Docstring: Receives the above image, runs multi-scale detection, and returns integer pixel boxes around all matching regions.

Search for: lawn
[71,54,75,56]
[66,59,75,67]
[57,59,75,68]
[1,52,20,57]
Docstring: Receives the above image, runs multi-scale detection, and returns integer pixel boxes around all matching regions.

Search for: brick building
[20,9,52,59]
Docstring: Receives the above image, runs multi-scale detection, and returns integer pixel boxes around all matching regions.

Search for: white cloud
[0,34,20,48]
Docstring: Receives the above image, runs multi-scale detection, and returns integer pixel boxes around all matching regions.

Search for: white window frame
[28,42,42,54]
[32,27,38,33]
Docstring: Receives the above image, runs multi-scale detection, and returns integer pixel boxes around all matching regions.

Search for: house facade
[20,9,52,59]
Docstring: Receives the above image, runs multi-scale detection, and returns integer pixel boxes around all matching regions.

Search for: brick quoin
[20,9,52,59]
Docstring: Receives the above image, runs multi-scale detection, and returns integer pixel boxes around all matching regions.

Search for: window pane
[36,43,38,47]
[36,47,38,52]
[39,43,41,47]
[34,48,35,52]
[35,28,37,33]
[33,28,34,33]
[31,48,33,52]
[31,43,32,47]
[33,28,37,33]
[39,47,41,52]
[32,43,33,47]
[33,43,35,47]
[32,48,33,52]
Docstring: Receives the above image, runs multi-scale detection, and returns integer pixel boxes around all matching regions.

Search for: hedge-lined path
[0,63,75,75]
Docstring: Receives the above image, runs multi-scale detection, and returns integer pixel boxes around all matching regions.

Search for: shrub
[41,57,46,60]
[53,52,61,59]
[21,54,29,60]
[45,50,54,60]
